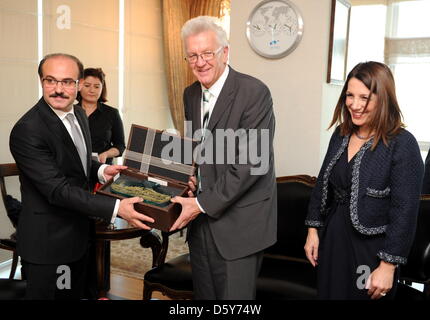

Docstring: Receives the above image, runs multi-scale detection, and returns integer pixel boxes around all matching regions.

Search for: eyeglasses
[42,77,79,89]
[185,46,224,64]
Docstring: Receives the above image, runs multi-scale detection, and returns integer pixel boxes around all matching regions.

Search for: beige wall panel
[45,0,118,31]
[0,7,38,60]
[128,0,162,37]
[43,0,119,108]
[104,72,120,110]
[127,73,169,111]
[44,25,118,67]
[124,0,170,139]
[0,64,39,118]
[123,106,172,136]
[0,0,36,13]
[127,36,164,73]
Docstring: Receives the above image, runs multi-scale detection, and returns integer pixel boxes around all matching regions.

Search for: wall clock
[246,0,304,59]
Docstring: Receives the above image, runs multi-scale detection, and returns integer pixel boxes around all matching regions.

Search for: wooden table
[95,219,161,298]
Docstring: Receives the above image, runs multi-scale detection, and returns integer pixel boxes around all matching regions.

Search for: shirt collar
[201,65,230,99]
[47,103,76,121]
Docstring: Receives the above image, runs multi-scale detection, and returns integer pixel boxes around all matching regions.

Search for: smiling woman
[304,61,424,300]
[345,78,377,139]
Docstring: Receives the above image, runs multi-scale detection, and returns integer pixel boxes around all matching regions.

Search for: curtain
[384,0,430,65]
[382,0,430,145]
[162,0,229,135]
[385,37,430,64]
[162,0,191,135]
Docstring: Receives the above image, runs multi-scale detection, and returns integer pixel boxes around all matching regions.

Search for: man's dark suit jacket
[9,98,116,265]
[184,66,277,260]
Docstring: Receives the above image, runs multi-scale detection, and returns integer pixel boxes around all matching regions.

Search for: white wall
[230,0,343,177]
[123,0,173,138]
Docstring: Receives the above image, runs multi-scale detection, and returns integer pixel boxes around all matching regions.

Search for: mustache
[49,92,69,99]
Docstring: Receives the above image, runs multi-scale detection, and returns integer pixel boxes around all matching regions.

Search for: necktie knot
[203,89,211,103]
[65,112,75,122]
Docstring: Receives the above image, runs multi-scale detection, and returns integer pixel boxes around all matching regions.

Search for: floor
[0,259,169,300]
[108,273,169,300]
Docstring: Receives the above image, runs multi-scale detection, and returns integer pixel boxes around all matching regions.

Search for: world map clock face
[246,0,304,59]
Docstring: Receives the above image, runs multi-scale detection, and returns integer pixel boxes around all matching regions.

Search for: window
[347,0,430,158]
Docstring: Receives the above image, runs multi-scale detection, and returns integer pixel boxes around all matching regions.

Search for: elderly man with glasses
[169,16,277,300]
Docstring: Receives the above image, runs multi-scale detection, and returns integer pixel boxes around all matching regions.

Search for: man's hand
[118,197,155,230]
[169,196,202,231]
[103,165,127,181]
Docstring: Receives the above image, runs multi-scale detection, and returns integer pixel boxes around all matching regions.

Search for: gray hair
[181,16,229,51]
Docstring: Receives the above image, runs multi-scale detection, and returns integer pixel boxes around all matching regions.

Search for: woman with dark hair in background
[77,67,126,298]
[77,67,125,164]
[304,61,424,300]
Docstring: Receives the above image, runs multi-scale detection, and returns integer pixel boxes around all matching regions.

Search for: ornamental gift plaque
[97,124,197,231]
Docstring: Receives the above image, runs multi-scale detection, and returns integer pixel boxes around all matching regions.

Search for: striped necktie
[198,89,212,192]
[202,89,211,131]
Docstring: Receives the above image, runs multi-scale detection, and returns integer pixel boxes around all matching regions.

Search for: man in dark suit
[9,53,154,299]
[170,16,277,299]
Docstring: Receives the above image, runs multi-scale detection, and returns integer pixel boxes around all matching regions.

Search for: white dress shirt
[196,65,230,213]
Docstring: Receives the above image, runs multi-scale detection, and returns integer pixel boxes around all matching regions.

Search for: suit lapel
[206,67,235,132]
[192,85,202,132]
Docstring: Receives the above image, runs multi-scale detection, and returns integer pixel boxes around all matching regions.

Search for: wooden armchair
[143,230,192,300]
[0,163,21,280]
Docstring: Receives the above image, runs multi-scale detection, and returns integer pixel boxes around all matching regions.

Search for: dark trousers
[188,214,263,300]
[21,251,89,300]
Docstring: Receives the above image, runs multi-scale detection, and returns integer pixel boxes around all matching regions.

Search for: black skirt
[317,150,398,300]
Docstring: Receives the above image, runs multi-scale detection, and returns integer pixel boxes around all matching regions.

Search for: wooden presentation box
[97,124,197,232]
